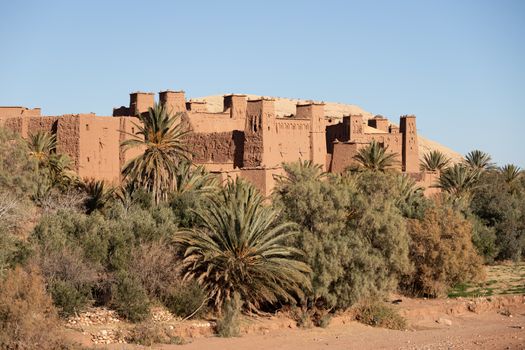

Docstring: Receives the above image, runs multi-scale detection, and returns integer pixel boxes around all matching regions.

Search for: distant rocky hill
[197,94,463,163]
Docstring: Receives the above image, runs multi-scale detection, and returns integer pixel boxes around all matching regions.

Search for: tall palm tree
[438,164,479,197]
[420,150,450,172]
[499,164,522,184]
[176,179,311,312]
[353,141,399,171]
[27,131,56,168]
[121,103,191,204]
[464,150,495,172]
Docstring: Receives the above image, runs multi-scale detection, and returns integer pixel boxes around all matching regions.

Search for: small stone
[437,317,452,326]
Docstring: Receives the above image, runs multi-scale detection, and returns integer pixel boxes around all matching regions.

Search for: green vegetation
[448,263,525,297]
[353,301,407,330]
[273,163,412,310]
[1,120,525,347]
[420,150,451,172]
[121,103,191,204]
[177,178,311,312]
[464,149,496,171]
[353,140,399,171]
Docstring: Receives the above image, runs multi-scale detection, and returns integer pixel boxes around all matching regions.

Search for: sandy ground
[72,295,525,350]
[177,312,525,350]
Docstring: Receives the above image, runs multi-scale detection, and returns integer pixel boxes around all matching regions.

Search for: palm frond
[464,150,495,171]
[499,164,522,184]
[353,141,399,171]
[438,164,479,197]
[420,150,450,172]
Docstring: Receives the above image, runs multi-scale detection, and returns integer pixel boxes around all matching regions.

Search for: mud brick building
[0,90,438,195]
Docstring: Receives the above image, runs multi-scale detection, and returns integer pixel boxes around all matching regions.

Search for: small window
[131,127,135,134]
[86,124,89,131]
[87,156,90,162]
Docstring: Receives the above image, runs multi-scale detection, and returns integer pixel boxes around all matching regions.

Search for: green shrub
[164,281,208,319]
[273,165,412,310]
[49,280,91,317]
[470,216,498,263]
[0,232,31,278]
[354,301,407,330]
[111,271,150,322]
[0,128,38,197]
[470,171,525,261]
[216,293,242,337]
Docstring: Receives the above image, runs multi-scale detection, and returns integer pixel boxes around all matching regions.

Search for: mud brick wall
[186,130,244,168]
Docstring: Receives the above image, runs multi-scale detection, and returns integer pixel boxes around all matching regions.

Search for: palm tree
[176,179,311,312]
[83,178,114,214]
[499,164,522,184]
[464,150,495,171]
[420,150,450,172]
[121,103,191,204]
[27,131,56,168]
[353,141,399,171]
[438,164,479,197]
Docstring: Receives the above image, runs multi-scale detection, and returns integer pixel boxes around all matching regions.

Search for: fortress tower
[243,98,276,168]
[129,92,154,116]
[400,115,419,173]
[296,102,326,169]
[159,90,186,115]
[223,94,247,119]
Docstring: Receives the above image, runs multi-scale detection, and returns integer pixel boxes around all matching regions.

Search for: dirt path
[175,311,525,350]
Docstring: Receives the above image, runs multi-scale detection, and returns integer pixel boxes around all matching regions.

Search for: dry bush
[128,240,181,300]
[36,188,86,214]
[36,246,101,316]
[0,265,70,349]
[291,307,332,328]
[0,194,23,231]
[127,323,185,346]
[354,301,407,330]
[403,203,485,297]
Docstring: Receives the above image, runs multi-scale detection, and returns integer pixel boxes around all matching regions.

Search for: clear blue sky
[1,0,524,166]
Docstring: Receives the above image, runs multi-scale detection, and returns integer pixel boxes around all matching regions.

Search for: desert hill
[196,94,463,163]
